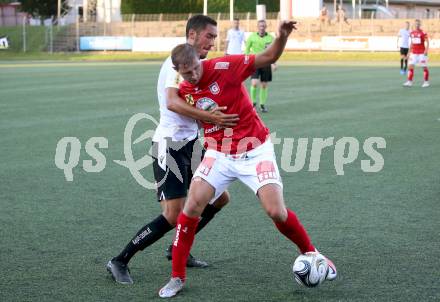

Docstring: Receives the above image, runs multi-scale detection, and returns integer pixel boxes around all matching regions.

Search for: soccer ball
[292,252,328,288]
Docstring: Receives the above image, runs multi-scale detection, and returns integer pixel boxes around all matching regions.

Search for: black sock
[113,214,173,265]
[404,59,408,71]
[195,204,221,234]
[400,59,404,70]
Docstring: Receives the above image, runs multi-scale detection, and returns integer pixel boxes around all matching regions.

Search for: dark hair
[258,19,266,24]
[234,17,239,21]
[171,43,198,70]
[186,15,217,38]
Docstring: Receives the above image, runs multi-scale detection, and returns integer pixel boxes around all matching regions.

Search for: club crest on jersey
[196,97,218,111]
[214,62,229,70]
[209,82,220,95]
[185,94,195,105]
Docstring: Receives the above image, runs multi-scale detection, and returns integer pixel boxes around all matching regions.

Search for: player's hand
[271,63,277,72]
[278,20,297,38]
[209,106,239,127]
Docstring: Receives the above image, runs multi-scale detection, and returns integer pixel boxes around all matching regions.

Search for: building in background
[0,2,27,26]
[63,0,121,23]
[3,0,439,27]
[54,0,440,25]
[323,0,440,19]
[283,0,440,19]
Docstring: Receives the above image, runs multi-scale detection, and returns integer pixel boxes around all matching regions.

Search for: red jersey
[178,55,270,155]
[410,29,428,54]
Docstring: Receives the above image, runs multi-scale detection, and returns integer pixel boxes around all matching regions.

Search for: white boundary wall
[78,35,440,52]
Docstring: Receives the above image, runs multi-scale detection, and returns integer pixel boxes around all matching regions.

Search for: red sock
[423,67,429,81]
[408,68,414,81]
[275,209,315,254]
[171,212,199,280]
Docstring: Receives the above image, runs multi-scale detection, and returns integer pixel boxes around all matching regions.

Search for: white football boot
[159,277,185,298]
[403,80,413,87]
[422,81,430,88]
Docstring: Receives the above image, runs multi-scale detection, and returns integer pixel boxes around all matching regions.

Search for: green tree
[20,0,69,19]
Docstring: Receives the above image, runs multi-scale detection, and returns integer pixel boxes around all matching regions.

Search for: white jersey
[226,28,245,55]
[398,29,410,48]
[153,56,199,142]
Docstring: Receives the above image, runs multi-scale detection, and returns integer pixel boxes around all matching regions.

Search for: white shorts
[193,140,283,202]
[409,54,428,67]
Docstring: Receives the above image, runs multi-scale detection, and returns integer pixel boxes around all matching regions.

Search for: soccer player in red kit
[158,21,337,298]
[404,19,430,88]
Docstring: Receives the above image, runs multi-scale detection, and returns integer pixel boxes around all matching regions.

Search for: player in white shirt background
[225,18,245,55]
[106,15,239,285]
[397,21,410,75]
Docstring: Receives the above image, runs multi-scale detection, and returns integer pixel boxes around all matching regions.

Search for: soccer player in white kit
[397,21,410,75]
[225,18,245,55]
[106,15,239,285]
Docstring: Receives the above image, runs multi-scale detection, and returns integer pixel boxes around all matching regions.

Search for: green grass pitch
[0,61,439,301]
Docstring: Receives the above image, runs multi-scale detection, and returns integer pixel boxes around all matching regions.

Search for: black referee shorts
[400,47,409,56]
[251,65,272,82]
[152,137,204,202]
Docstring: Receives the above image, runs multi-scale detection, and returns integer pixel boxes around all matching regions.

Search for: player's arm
[225,30,230,55]
[396,32,400,49]
[254,21,297,69]
[244,35,252,54]
[424,35,429,55]
[270,34,277,71]
[166,87,239,127]
[241,32,245,52]
[224,40,229,55]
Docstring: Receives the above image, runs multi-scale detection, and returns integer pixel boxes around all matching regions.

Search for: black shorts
[400,47,409,56]
[251,65,272,82]
[152,137,204,202]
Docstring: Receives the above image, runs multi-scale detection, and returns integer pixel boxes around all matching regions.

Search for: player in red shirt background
[158,21,337,298]
[404,19,430,88]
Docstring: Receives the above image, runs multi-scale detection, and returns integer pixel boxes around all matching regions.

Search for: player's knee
[184,202,203,217]
[162,211,179,226]
[192,197,206,212]
[185,177,214,216]
[265,207,287,223]
[183,195,206,217]
[213,191,230,208]
[162,201,184,226]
